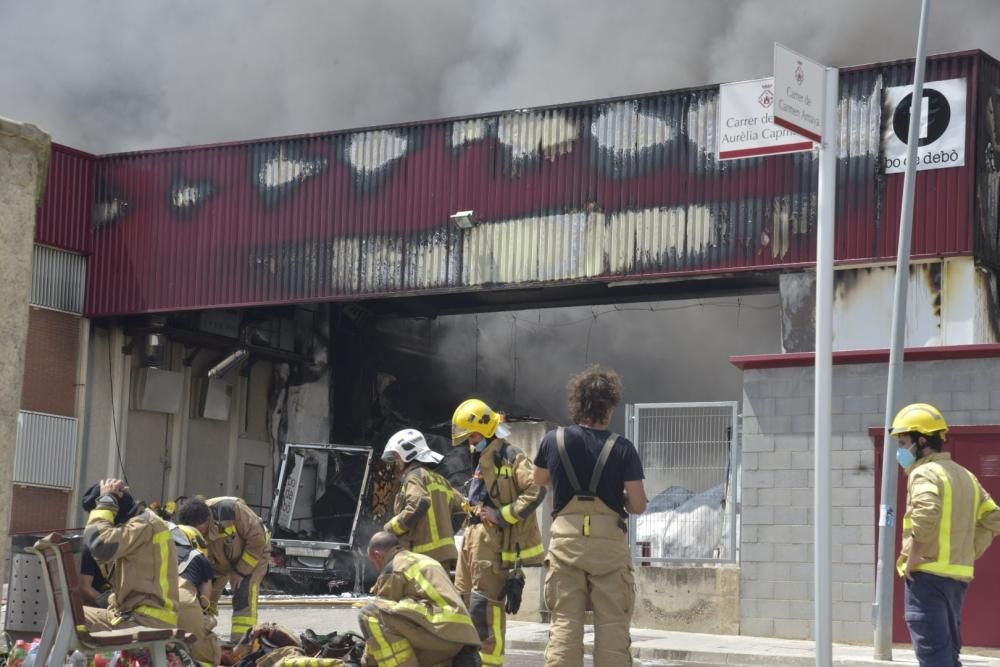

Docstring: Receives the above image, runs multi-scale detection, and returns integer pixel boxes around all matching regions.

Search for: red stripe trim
[730,344,1000,370]
[718,142,814,160]
[773,117,823,143]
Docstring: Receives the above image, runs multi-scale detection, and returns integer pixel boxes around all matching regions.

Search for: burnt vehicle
[266,443,376,594]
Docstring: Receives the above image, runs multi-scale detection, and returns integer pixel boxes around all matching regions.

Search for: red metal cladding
[34,144,96,254]
[29,50,988,317]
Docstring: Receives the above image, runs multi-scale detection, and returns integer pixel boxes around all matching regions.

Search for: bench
[28,533,193,667]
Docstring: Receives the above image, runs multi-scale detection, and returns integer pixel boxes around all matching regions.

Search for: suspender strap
[555,427,584,494]
[589,433,619,494]
[555,427,620,495]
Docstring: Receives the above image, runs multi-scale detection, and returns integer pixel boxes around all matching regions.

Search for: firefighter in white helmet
[891,402,1000,666]
[451,399,546,667]
[382,428,467,570]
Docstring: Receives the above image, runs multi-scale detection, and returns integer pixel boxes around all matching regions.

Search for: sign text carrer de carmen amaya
[776,87,820,130]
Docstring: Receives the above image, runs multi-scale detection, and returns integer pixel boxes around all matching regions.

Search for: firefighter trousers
[211,560,268,643]
[178,582,221,666]
[454,522,507,666]
[544,496,635,667]
[904,572,969,667]
[358,604,468,667]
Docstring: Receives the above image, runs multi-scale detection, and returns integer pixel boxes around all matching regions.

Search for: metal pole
[873,0,931,659]
[814,64,839,667]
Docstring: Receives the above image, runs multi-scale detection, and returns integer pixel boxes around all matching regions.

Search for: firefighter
[177,496,270,642]
[533,366,647,667]
[171,523,221,666]
[359,531,481,667]
[81,479,181,633]
[451,398,546,667]
[892,403,1000,667]
[382,428,467,570]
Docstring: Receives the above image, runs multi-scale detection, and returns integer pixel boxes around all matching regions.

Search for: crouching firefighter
[382,429,467,571]
[533,366,648,667]
[171,524,222,666]
[177,496,271,642]
[451,399,546,667]
[360,531,481,667]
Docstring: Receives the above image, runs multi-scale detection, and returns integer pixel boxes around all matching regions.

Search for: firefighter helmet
[383,428,443,464]
[180,524,209,555]
[890,403,949,441]
[451,398,510,445]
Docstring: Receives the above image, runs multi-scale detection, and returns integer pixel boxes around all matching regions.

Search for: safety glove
[501,567,526,615]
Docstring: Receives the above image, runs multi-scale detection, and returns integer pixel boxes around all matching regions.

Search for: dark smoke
[2,1,999,153]
[375,295,781,435]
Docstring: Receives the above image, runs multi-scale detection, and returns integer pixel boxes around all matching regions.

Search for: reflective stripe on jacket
[84,503,181,626]
[476,438,546,567]
[898,453,1000,581]
[206,497,270,577]
[371,547,480,646]
[386,465,465,564]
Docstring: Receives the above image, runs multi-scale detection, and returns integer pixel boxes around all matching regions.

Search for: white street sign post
[718,77,813,160]
[774,43,838,667]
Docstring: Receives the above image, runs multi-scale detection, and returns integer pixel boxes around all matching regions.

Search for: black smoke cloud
[3,1,1000,153]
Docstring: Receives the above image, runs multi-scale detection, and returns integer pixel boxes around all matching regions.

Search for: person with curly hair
[533,365,647,667]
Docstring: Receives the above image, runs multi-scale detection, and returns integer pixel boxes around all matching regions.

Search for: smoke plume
[2,1,999,153]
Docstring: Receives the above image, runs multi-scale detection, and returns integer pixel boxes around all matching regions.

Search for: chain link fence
[625,401,740,564]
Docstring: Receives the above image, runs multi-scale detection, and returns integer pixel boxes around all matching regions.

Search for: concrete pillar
[225,376,247,495]
[0,117,51,576]
[166,363,192,499]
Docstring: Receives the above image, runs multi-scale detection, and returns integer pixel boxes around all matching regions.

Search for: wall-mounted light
[450,210,476,230]
[207,349,249,379]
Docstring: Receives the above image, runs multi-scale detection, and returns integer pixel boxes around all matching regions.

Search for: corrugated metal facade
[976,55,1000,266]
[14,411,78,489]
[35,144,95,255]
[26,52,990,316]
[31,244,86,314]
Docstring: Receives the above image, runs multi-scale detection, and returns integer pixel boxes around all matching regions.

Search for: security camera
[207,349,249,379]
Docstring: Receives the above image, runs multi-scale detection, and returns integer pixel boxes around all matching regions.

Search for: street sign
[773,43,826,143]
[717,77,813,160]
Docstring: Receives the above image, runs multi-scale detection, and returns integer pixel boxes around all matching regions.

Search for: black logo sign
[893,88,951,146]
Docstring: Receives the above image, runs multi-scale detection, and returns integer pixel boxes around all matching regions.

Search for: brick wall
[20,306,79,416]
[10,484,70,533]
[739,358,1000,642]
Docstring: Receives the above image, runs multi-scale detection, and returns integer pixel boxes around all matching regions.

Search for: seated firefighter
[81,479,181,632]
[177,496,270,642]
[79,542,113,608]
[359,531,481,667]
[171,524,222,666]
[382,429,467,570]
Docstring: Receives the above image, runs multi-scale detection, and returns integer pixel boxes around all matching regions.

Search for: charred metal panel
[781,263,944,353]
[35,144,95,254]
[68,52,992,316]
[976,56,1000,266]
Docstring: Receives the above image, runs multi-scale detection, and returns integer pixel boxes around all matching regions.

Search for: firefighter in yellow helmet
[451,398,546,667]
[359,531,481,667]
[382,429,467,570]
[891,403,1000,666]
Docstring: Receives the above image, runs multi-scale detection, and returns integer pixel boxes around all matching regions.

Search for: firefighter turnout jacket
[897,452,1000,580]
[474,438,546,567]
[370,546,480,646]
[205,497,270,577]
[385,464,465,565]
[83,500,181,627]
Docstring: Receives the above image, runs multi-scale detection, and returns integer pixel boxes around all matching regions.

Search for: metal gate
[625,401,740,564]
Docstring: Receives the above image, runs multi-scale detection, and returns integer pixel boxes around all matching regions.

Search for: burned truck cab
[267,443,376,594]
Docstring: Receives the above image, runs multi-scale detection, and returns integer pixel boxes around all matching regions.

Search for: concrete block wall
[739,357,1000,642]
